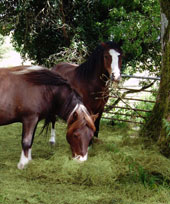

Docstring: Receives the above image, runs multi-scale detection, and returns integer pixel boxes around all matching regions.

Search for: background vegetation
[0,0,161,75]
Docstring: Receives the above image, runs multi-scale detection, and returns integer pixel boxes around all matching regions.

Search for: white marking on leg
[28,148,32,161]
[49,128,56,144]
[109,49,120,81]
[17,149,32,169]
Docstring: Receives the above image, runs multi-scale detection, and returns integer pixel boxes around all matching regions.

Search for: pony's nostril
[115,76,121,82]
[73,153,88,162]
[111,73,121,82]
[76,155,81,159]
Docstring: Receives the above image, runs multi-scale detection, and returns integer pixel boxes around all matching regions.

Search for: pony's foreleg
[49,121,56,145]
[18,117,38,169]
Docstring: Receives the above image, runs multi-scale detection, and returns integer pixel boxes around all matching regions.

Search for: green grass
[0,120,170,204]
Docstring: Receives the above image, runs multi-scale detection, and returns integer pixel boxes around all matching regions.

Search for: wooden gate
[102,74,160,125]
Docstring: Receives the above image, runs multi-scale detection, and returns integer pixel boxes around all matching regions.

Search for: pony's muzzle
[111,74,121,82]
[73,153,88,162]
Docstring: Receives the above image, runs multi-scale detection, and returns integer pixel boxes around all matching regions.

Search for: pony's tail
[39,118,51,136]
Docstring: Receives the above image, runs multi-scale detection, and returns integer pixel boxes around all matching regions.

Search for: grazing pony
[0,66,96,169]
[50,41,122,144]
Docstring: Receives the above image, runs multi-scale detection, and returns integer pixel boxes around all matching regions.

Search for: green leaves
[106,0,160,73]
[0,0,161,74]
[163,119,170,139]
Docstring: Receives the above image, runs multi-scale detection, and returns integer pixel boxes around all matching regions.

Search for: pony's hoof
[49,141,55,146]
[17,163,25,170]
[49,138,56,145]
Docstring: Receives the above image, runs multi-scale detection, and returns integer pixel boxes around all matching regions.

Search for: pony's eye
[74,134,78,138]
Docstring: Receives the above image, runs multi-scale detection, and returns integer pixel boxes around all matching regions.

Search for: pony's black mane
[22,69,69,87]
[60,91,82,120]
[75,44,104,80]
[75,41,122,80]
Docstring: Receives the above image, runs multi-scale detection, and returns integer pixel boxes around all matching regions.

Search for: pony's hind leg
[18,116,38,169]
[49,121,56,145]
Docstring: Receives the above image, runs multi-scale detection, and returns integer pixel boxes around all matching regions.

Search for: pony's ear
[91,113,99,122]
[72,111,78,121]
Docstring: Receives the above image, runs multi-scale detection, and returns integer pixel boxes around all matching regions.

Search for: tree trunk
[141,0,170,156]
[59,0,70,45]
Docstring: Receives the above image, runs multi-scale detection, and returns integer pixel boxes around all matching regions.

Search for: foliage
[103,0,161,75]
[0,0,161,74]
[133,95,156,121]
[1,121,170,203]
[163,119,170,139]
[127,157,162,188]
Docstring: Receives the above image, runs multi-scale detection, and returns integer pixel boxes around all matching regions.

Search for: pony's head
[101,41,122,82]
[66,104,96,162]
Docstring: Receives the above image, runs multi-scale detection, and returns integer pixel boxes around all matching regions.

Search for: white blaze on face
[109,49,120,81]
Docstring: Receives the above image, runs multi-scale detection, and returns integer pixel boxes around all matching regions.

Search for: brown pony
[0,66,96,169]
[49,41,122,144]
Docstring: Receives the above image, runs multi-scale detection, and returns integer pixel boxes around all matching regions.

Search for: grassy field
[0,120,170,204]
